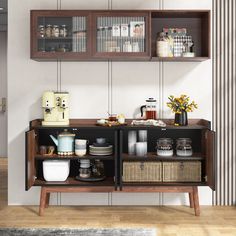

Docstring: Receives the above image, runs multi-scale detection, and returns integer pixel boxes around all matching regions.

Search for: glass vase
[174,111,188,126]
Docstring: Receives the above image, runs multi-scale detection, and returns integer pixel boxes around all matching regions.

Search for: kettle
[140,98,157,120]
[50,129,75,155]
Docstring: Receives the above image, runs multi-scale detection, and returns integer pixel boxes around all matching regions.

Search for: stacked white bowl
[75,139,88,157]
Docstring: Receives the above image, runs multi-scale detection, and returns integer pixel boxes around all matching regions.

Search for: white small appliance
[42,91,69,126]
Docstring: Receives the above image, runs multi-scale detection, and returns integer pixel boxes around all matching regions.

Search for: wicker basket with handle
[163,161,201,182]
[123,161,162,182]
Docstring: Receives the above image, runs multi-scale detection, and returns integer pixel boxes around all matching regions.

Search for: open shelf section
[151,10,210,59]
[34,176,115,187]
[122,152,204,161]
[35,154,114,160]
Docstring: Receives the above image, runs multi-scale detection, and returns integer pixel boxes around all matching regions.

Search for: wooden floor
[0,158,236,236]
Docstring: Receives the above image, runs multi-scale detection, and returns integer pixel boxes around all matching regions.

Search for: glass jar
[156,138,173,157]
[45,24,52,38]
[156,32,169,57]
[52,25,60,37]
[79,168,91,178]
[92,160,104,177]
[38,25,45,38]
[60,25,68,37]
[176,138,193,156]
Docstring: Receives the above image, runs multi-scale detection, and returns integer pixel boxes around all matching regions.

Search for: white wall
[0,32,7,157]
[8,0,212,205]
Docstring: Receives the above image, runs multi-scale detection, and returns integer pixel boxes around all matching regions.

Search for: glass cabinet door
[31,11,91,60]
[93,12,150,58]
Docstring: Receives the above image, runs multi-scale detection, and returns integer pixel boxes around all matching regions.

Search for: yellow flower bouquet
[167,94,198,113]
[167,95,198,126]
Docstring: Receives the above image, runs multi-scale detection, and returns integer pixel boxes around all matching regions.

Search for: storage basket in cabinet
[123,161,162,182]
[163,161,201,182]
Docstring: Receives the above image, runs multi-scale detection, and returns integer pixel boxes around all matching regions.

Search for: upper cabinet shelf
[30,10,210,62]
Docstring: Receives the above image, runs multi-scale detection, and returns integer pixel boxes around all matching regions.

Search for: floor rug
[0,228,156,236]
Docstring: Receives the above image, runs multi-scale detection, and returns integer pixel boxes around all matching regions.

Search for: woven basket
[123,161,162,182]
[163,161,201,182]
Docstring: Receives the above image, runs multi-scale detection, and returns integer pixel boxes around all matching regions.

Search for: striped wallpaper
[213,0,236,205]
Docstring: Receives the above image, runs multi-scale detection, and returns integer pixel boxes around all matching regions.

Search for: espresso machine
[42,91,69,126]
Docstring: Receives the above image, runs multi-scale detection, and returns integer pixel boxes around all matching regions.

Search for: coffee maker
[42,91,69,126]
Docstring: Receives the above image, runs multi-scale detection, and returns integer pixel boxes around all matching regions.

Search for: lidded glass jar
[52,25,60,37]
[38,25,45,38]
[156,138,173,157]
[79,159,91,178]
[60,25,68,37]
[156,32,169,57]
[176,138,193,157]
[92,159,105,177]
[45,24,52,37]
[79,168,91,178]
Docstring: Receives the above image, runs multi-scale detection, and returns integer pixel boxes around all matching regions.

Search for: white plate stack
[89,145,113,156]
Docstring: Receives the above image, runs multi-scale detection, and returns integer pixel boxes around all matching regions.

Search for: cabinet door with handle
[92,11,150,59]
[31,10,92,60]
[205,130,216,190]
[25,130,36,190]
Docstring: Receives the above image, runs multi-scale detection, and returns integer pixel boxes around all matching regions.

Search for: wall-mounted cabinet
[31,10,210,62]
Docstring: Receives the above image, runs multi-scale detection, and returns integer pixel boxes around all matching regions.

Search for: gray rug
[0,228,156,236]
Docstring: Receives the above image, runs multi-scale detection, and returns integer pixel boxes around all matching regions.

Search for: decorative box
[123,161,162,182]
[163,161,201,182]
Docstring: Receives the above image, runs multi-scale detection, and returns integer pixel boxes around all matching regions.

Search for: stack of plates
[89,145,113,156]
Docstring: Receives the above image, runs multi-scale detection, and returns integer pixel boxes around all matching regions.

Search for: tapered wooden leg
[45,193,50,208]
[192,186,200,216]
[39,187,47,216]
[189,192,194,208]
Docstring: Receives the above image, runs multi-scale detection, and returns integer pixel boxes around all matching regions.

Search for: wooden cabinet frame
[31,10,92,60]
[30,10,211,61]
[25,119,215,216]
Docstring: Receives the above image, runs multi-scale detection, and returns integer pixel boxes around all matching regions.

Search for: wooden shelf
[122,152,204,161]
[34,176,115,187]
[30,119,211,130]
[35,154,114,160]
[122,182,207,187]
[37,37,73,40]
[151,57,210,62]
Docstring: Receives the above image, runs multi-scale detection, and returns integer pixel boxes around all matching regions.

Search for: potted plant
[167,94,198,126]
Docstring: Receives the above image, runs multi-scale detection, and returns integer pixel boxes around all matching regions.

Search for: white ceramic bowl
[43,160,70,182]
[75,149,87,157]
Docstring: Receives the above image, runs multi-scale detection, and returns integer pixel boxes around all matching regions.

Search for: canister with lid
[156,138,173,157]
[45,24,52,37]
[176,138,193,156]
[52,25,60,37]
[38,25,45,38]
[60,25,68,37]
